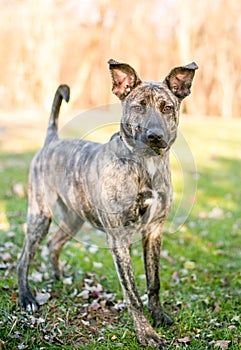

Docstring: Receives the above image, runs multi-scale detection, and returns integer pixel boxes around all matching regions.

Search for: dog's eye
[132,104,143,112]
[162,105,173,113]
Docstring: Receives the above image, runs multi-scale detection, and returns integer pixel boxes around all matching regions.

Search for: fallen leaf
[97,337,105,342]
[77,290,90,299]
[89,300,101,311]
[93,262,103,269]
[208,207,224,218]
[12,183,25,198]
[184,261,196,269]
[214,302,222,313]
[88,245,99,254]
[113,300,126,311]
[37,317,45,324]
[7,231,15,238]
[140,294,148,305]
[191,273,197,281]
[1,252,12,262]
[172,271,180,284]
[81,319,90,326]
[63,277,73,285]
[161,250,174,264]
[35,292,51,305]
[214,340,231,349]
[30,271,43,282]
[231,315,240,322]
[178,336,191,344]
[40,245,49,261]
[11,292,17,302]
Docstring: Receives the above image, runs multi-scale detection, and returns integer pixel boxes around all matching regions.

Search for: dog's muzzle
[146,128,168,150]
[120,123,169,155]
[140,128,169,155]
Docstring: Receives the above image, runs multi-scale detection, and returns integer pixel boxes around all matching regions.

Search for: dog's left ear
[163,62,198,100]
[108,59,142,100]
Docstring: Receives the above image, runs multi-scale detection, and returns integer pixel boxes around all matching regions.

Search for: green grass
[0,117,240,349]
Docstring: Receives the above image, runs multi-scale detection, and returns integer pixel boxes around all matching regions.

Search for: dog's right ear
[108,59,142,100]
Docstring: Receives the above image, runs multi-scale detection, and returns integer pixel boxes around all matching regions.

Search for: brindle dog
[17,59,198,348]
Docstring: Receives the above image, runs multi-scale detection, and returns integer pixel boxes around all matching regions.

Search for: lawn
[0,115,240,349]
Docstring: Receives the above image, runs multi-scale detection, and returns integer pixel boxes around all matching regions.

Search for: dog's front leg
[142,224,173,327]
[110,241,165,349]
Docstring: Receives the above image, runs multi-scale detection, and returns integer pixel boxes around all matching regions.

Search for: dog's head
[108,59,198,156]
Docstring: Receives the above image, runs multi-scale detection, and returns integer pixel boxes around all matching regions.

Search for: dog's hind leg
[17,156,56,311]
[48,198,84,279]
[142,224,173,327]
[17,213,52,311]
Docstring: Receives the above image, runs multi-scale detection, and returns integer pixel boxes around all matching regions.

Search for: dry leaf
[93,261,103,268]
[231,315,240,322]
[88,245,99,254]
[161,250,173,264]
[37,317,45,324]
[178,336,191,344]
[214,302,222,313]
[184,261,196,269]
[35,292,51,305]
[63,277,73,285]
[172,271,180,284]
[208,207,224,218]
[1,252,12,262]
[214,340,231,349]
[30,271,43,282]
[12,183,25,198]
[81,320,90,326]
[78,290,90,299]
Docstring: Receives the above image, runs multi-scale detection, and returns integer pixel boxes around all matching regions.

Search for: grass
[0,116,240,349]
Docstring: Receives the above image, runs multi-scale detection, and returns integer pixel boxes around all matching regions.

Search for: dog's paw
[19,291,39,312]
[151,310,174,327]
[137,328,165,349]
[135,320,165,349]
[159,313,173,326]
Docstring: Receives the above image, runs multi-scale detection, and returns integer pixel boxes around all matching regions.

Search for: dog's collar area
[119,133,134,152]
[120,132,169,156]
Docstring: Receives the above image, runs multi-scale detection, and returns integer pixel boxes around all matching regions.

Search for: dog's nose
[146,129,164,142]
[146,129,168,148]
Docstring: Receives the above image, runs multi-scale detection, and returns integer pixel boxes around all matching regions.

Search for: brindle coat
[17,59,198,348]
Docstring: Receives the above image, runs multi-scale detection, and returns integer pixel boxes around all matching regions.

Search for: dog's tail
[44,84,70,145]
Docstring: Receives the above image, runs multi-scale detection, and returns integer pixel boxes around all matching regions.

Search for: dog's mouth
[150,145,167,155]
[134,139,169,156]
[147,139,169,151]
[140,135,169,155]
[120,123,170,155]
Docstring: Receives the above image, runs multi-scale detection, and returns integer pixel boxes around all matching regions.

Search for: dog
[17,59,198,348]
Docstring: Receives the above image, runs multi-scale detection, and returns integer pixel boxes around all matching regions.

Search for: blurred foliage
[0,0,240,118]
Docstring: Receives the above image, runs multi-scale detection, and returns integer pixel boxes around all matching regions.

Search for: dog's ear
[163,62,198,100]
[108,59,142,100]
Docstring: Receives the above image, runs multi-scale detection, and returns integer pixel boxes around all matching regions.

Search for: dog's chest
[139,157,172,223]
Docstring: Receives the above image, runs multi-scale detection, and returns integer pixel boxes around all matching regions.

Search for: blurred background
[0,0,240,118]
